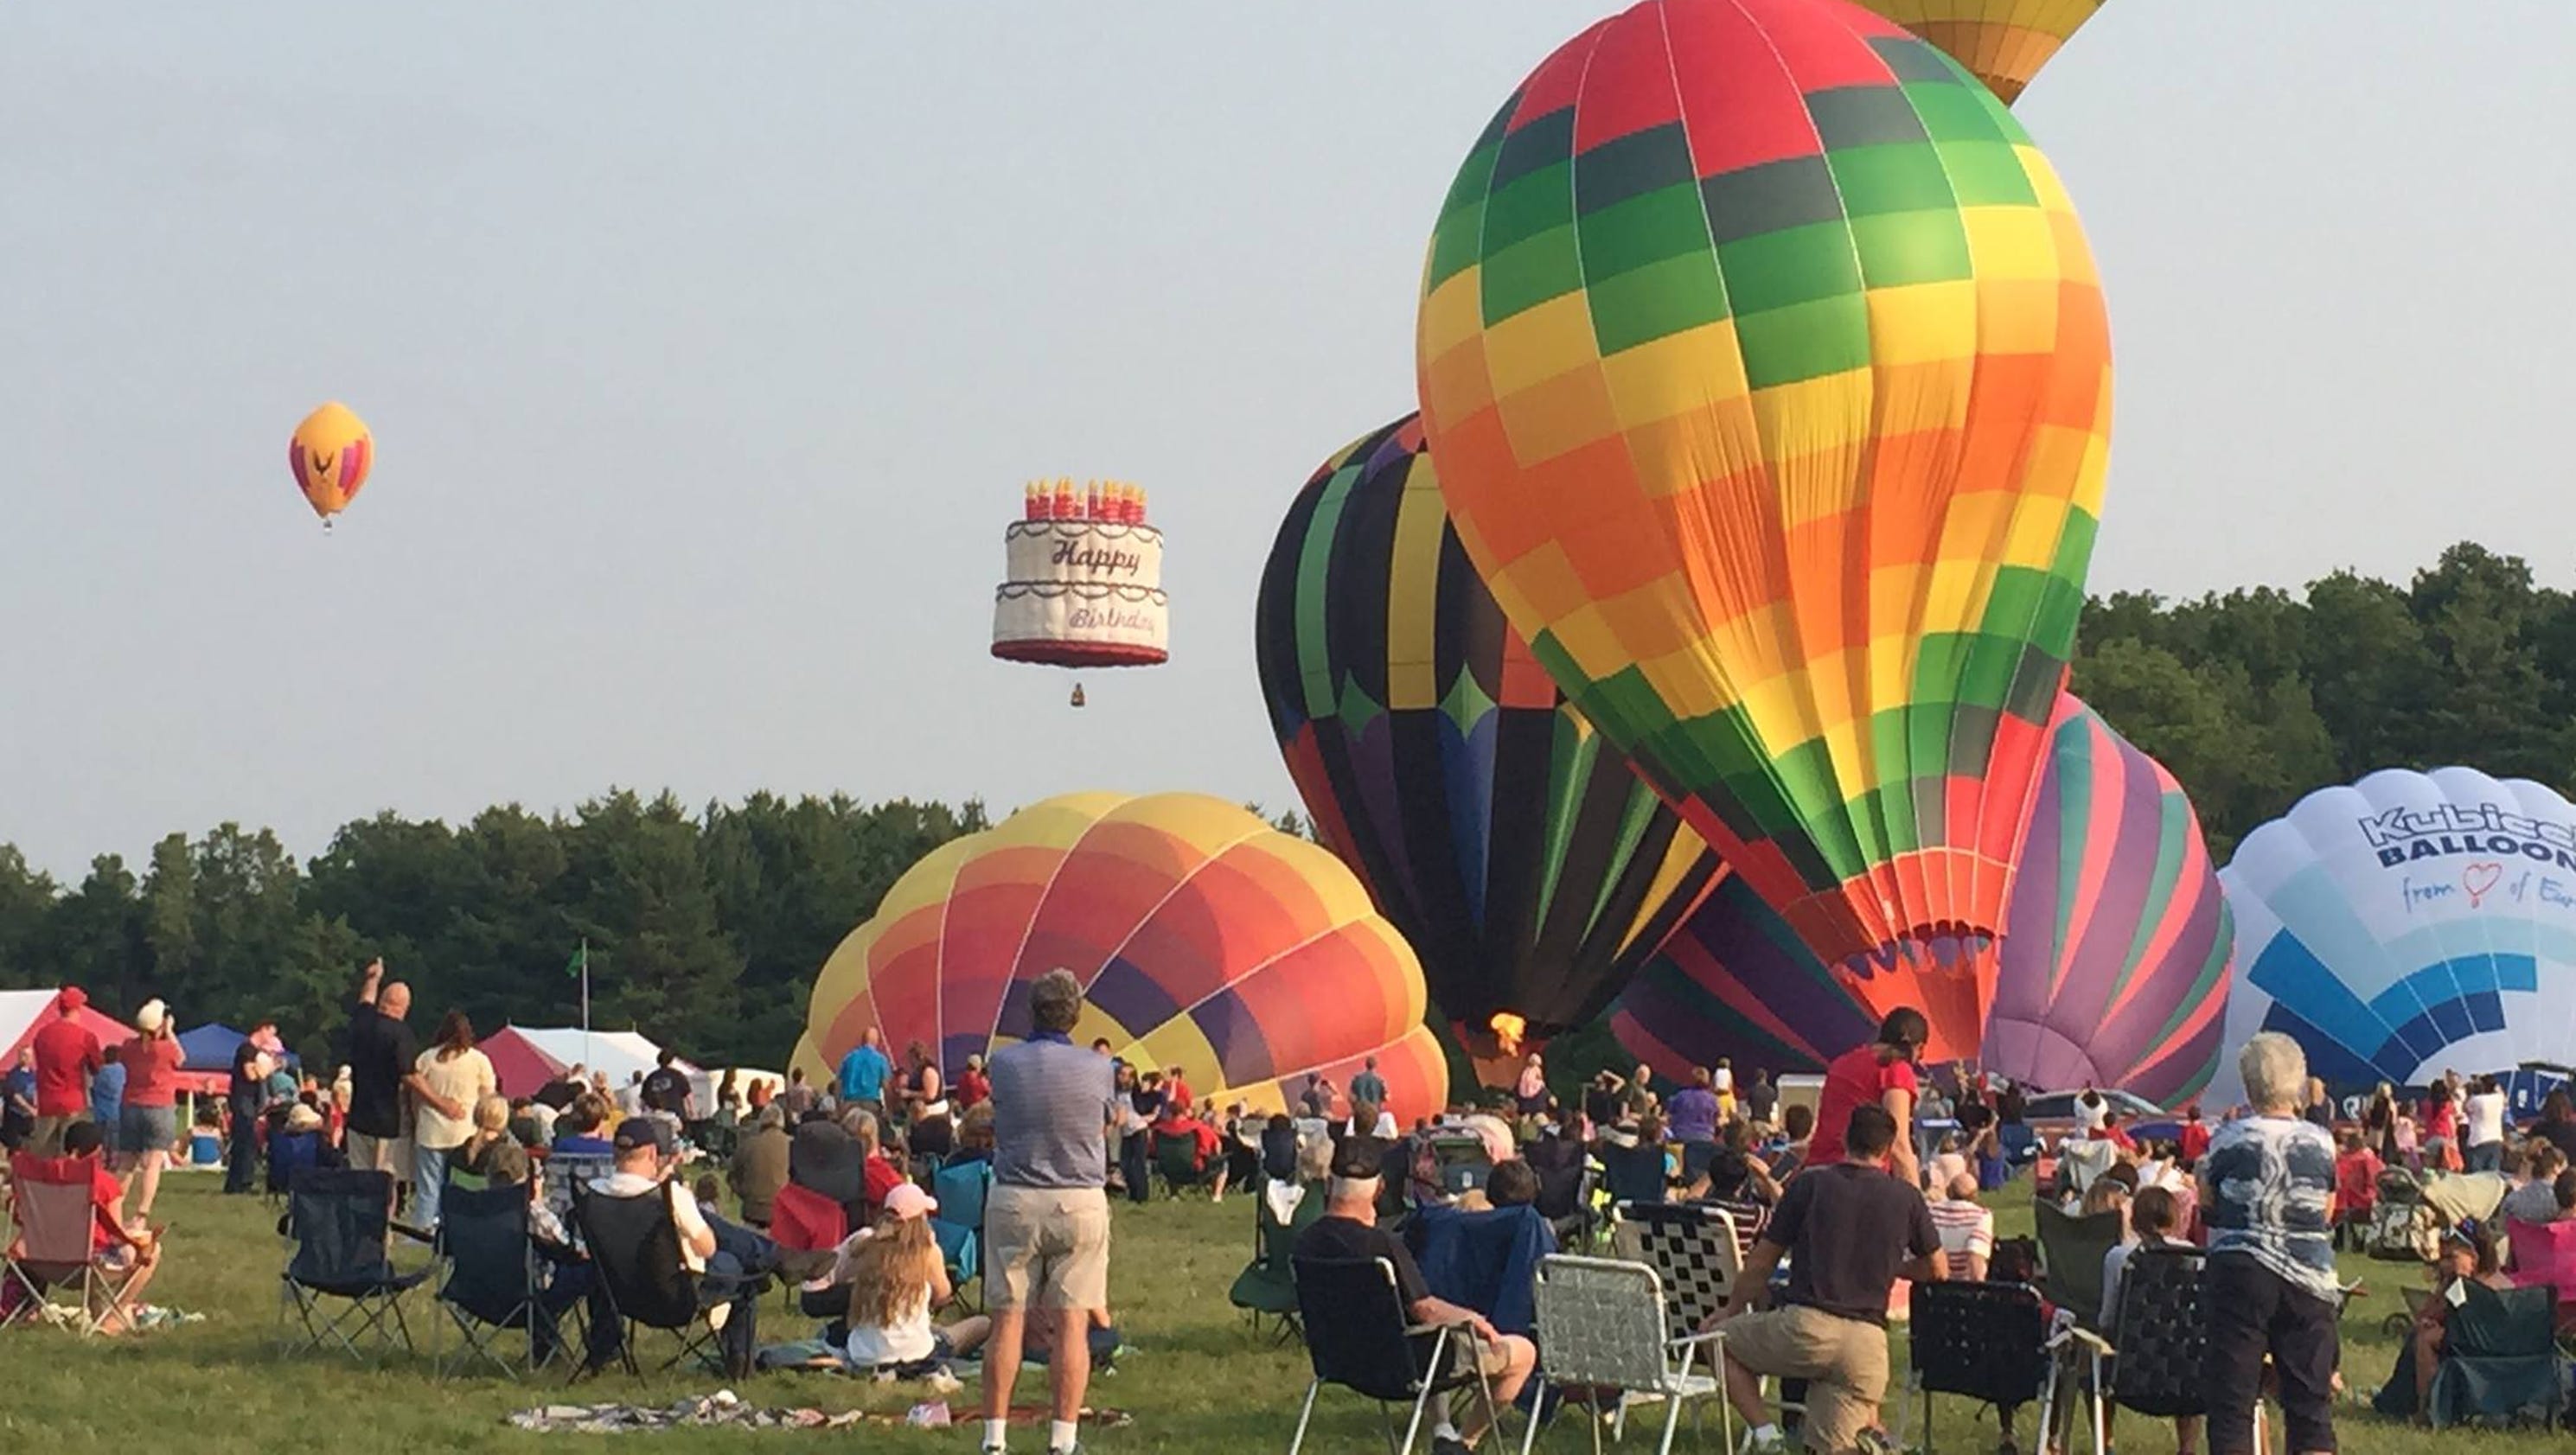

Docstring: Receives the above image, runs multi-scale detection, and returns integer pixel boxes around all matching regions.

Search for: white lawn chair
[1521,1255,1729,1455]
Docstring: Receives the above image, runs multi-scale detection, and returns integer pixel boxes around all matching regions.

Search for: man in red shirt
[2178,1103,2212,1166]
[29,986,104,1156]
[1806,1008,1927,1186]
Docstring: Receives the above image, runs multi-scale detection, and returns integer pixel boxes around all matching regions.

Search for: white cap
[135,999,169,1034]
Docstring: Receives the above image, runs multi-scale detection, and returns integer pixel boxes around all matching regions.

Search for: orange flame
[1488,1011,1527,1058]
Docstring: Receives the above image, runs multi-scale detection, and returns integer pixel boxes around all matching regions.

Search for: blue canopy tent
[176,1022,246,1069]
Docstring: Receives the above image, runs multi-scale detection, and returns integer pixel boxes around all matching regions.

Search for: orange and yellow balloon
[288,403,373,525]
[1852,0,2108,105]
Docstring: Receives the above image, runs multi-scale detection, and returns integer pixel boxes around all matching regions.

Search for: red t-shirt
[955,1069,990,1108]
[121,1034,183,1107]
[30,1019,103,1116]
[2423,1101,2458,1139]
[1807,1044,1919,1168]
[860,1153,904,1216]
[2179,1120,2211,1163]
[2335,1148,2382,1214]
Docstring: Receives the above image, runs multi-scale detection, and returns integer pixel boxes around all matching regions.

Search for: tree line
[3,539,2565,1072]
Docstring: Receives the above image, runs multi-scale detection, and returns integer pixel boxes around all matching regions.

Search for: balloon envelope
[1612,871,1877,1082]
[1983,696,2231,1106]
[1416,0,2112,1059]
[790,792,1448,1119]
[1256,415,1723,1056]
[1851,0,2108,104]
[2213,767,2576,1112]
[289,402,373,520]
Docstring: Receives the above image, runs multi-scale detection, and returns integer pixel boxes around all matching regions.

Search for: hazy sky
[6,3,2571,879]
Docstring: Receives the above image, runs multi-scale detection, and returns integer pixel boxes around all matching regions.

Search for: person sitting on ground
[1706,1104,1942,1453]
[838,1182,991,1382]
[729,1102,792,1227]
[1294,1136,1535,1453]
[27,1120,161,1334]
[2331,1128,2383,1251]
[1927,1172,1994,1280]
[550,1094,617,1159]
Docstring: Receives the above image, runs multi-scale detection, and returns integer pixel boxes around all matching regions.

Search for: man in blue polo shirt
[835,1027,892,1117]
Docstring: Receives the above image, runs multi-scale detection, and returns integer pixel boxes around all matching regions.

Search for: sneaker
[1740,1433,1792,1454]
[1431,1437,1472,1455]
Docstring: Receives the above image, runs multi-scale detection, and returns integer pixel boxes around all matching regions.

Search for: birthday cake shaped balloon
[992,479,1170,667]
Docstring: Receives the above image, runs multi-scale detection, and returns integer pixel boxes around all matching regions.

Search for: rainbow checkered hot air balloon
[1255,414,1723,1072]
[1416,0,2113,1060]
[790,793,1448,1120]
[1852,0,2109,105]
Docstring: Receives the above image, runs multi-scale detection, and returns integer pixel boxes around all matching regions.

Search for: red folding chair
[768,1183,848,1317]
[3,1152,148,1337]
[2505,1216,2576,1337]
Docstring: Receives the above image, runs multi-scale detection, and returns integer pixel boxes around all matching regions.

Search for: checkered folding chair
[433,1181,573,1378]
[2,1152,147,1337]
[1521,1254,1729,1455]
[1902,1280,2049,1453]
[277,1166,434,1359]
[2107,1245,2208,1421]
[1288,1254,1503,1455]
[1608,1201,1742,1336]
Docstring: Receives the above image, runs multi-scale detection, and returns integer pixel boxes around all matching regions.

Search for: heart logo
[2464,861,2504,905]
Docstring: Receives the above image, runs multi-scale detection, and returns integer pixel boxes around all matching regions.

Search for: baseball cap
[613,1117,675,1154]
[55,986,87,1014]
[883,1183,938,1222]
[135,999,169,1034]
[1330,1135,1389,1180]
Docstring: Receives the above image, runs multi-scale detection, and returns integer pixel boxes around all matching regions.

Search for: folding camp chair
[277,1167,433,1360]
[2031,1202,2126,1455]
[2,1152,147,1337]
[2426,1281,2565,1429]
[768,1180,849,1319]
[434,1181,573,1377]
[1522,1254,1729,1455]
[1154,1130,1211,1197]
[540,1151,617,1254]
[1232,1180,1325,1341]
[264,1126,324,1206]
[930,1158,991,1311]
[2102,1242,2208,1452]
[2506,1216,2576,1338]
[572,1179,765,1379]
[1595,1141,1666,1207]
[1902,1280,2049,1452]
[1288,1254,1503,1455]
[1532,1158,1597,1252]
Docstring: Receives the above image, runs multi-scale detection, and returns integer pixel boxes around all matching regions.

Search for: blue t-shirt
[91,1063,128,1127]
[837,1044,892,1103]
[2203,1114,2339,1305]
[989,1031,1116,1190]
[3,1067,35,1115]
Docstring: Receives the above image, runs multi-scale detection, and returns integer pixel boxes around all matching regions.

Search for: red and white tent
[0,990,226,1095]
[482,1025,709,1107]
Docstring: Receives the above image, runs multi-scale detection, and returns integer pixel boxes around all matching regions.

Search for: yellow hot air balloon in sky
[289,402,374,526]
[1852,0,2108,104]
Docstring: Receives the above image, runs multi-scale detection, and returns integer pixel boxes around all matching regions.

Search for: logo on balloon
[2359,801,2576,872]
[2463,861,2504,906]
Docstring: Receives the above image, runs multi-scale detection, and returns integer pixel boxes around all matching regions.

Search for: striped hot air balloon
[791,793,1448,1120]
[1416,0,2112,1060]
[1256,414,1722,1071]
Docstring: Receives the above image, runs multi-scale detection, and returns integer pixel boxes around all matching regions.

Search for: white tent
[489,1026,711,1110]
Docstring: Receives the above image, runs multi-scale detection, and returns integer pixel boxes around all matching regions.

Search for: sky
[5,2,2572,880]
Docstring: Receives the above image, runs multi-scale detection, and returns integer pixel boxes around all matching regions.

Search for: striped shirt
[1927,1197,1993,1279]
[988,1031,1117,1190]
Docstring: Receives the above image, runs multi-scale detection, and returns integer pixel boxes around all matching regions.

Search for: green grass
[0,1171,2555,1452]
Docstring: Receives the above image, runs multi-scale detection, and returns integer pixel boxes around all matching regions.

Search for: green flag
[565,944,587,979]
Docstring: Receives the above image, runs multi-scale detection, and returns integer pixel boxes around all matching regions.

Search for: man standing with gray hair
[2199,1031,2339,1455]
[980,968,1116,1455]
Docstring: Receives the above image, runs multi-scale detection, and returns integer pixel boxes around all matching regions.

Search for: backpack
[2366,1199,2440,1262]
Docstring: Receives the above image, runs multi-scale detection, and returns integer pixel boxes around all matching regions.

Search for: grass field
[0,1168,2556,1453]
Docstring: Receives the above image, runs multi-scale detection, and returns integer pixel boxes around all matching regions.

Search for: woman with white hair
[2198,1032,2340,1455]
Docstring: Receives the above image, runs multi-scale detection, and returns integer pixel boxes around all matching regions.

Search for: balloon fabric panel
[1851,0,2108,104]
[1255,414,1723,1046]
[798,793,1448,1119]
[1416,0,2110,1059]
[1983,697,2231,1106]
[1611,872,1878,1081]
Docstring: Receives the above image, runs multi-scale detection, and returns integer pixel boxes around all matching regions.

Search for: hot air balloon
[1256,415,1723,1075]
[1612,872,1877,1082]
[2212,768,2576,1114]
[1981,696,2231,1106]
[1416,0,2112,1061]
[789,792,1449,1119]
[992,480,1170,688]
[1852,0,2108,105]
[288,402,374,526]
[1613,696,2226,1100]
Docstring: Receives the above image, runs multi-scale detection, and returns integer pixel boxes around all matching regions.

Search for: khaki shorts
[346,1130,410,1177]
[986,1184,1110,1311]
[29,1113,86,1156]
[1721,1303,1891,1453]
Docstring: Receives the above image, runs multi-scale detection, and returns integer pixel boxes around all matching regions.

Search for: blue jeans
[2464,1139,2502,1174]
[412,1138,451,1228]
